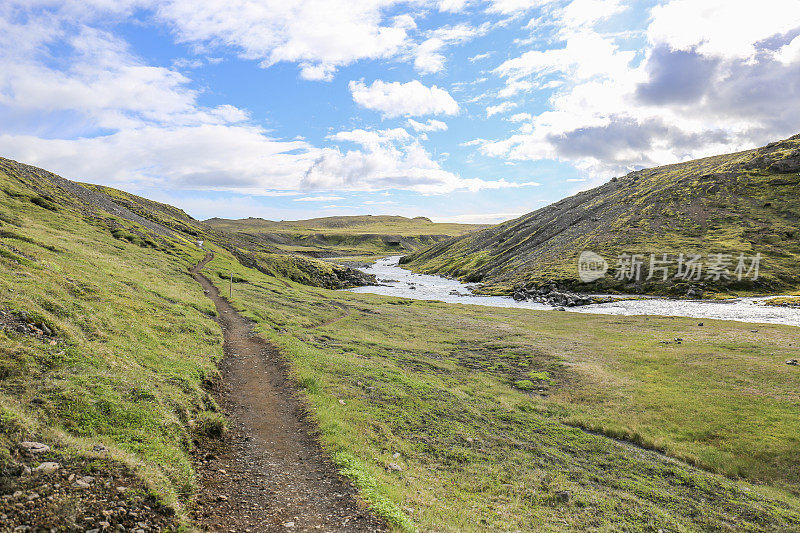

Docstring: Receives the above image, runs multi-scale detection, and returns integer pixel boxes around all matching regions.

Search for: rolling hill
[3,156,800,531]
[205,215,485,257]
[403,134,800,296]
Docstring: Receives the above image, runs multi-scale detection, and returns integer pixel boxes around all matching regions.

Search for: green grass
[202,248,800,531]
[0,167,226,519]
[765,296,800,307]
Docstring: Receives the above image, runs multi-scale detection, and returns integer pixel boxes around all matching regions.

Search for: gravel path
[190,254,386,532]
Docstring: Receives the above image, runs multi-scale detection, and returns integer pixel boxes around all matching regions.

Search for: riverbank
[348,256,800,327]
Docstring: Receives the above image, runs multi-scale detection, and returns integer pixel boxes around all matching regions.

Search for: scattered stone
[387,462,402,472]
[93,444,108,453]
[392,452,401,459]
[284,522,295,528]
[698,322,703,326]
[513,285,595,307]
[33,462,60,475]
[217,494,228,502]
[338,399,346,406]
[18,442,50,455]
[555,491,571,503]
[787,359,799,366]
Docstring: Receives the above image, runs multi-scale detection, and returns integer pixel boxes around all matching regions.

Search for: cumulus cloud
[155,0,412,81]
[349,80,459,118]
[478,0,800,177]
[0,2,506,196]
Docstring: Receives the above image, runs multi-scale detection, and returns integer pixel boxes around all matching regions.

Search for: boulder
[18,442,50,455]
[33,462,60,475]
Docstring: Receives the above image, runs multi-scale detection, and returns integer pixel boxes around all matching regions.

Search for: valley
[0,155,799,531]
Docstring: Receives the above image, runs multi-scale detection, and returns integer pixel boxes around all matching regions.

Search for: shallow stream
[347,256,800,327]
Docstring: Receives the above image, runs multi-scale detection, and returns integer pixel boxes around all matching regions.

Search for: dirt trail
[190,254,386,532]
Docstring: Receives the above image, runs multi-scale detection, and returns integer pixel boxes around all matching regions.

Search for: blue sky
[1,1,799,223]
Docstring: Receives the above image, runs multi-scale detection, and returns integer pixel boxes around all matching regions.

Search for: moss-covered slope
[403,134,800,296]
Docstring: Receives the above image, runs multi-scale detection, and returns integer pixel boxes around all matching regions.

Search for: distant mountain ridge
[402,134,800,296]
[205,215,484,256]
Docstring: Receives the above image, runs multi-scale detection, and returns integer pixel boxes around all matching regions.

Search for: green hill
[205,215,485,257]
[403,134,800,297]
[3,156,800,532]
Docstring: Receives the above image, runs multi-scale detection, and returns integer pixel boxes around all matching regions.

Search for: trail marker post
[229,271,232,298]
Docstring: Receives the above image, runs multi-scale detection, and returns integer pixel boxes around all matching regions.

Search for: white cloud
[307,126,528,193]
[156,0,412,81]
[294,195,346,202]
[508,112,532,122]
[486,101,517,117]
[468,52,491,62]
[349,79,459,118]
[406,118,448,132]
[486,0,551,15]
[413,23,489,74]
[647,0,800,60]
[481,0,800,177]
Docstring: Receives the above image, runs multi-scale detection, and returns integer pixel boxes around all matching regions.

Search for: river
[347,256,800,327]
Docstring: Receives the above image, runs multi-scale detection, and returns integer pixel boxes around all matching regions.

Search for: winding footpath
[189,254,386,532]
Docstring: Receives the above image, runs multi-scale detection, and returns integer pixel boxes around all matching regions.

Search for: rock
[338,399,346,405]
[698,322,703,326]
[33,462,60,475]
[392,452,401,459]
[284,522,295,528]
[74,479,91,489]
[40,324,52,336]
[116,486,128,493]
[387,462,403,472]
[555,491,571,503]
[787,359,799,366]
[18,441,50,455]
[556,307,566,311]
[93,444,108,453]
[217,494,228,502]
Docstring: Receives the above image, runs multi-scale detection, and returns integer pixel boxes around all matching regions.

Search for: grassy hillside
[202,241,800,531]
[2,156,800,531]
[205,215,485,257]
[403,134,800,297]
[0,158,369,527]
[0,158,225,525]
